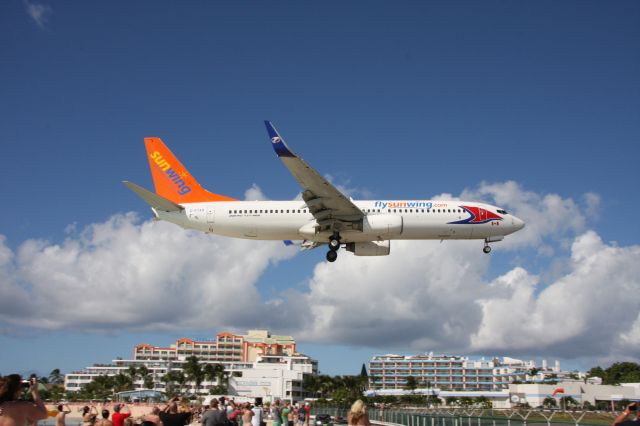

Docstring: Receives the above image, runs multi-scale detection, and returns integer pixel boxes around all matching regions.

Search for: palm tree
[174,371,187,395]
[124,365,138,390]
[162,372,175,396]
[560,396,578,410]
[543,397,557,408]
[114,373,133,392]
[405,376,418,393]
[48,369,64,385]
[137,366,153,390]
[183,356,205,394]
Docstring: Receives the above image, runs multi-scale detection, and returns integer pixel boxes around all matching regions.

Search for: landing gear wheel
[328,238,340,251]
[483,245,492,254]
[326,250,338,262]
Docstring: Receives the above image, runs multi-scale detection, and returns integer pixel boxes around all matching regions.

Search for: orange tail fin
[144,137,236,203]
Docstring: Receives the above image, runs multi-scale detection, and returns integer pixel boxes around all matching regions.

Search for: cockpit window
[497,209,508,214]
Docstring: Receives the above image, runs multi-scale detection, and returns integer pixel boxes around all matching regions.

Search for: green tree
[604,362,640,385]
[48,369,64,385]
[183,356,205,394]
[126,366,138,388]
[542,397,557,408]
[360,364,368,378]
[559,396,578,410]
[459,397,473,407]
[587,366,605,379]
[114,373,133,392]
[405,376,419,393]
[473,396,492,408]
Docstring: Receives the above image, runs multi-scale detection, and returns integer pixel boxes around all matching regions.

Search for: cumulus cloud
[1,181,639,365]
[24,0,52,29]
[0,186,297,333]
[461,181,591,252]
[275,182,640,362]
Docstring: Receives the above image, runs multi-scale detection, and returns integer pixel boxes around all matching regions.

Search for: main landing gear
[483,241,492,254]
[326,232,341,262]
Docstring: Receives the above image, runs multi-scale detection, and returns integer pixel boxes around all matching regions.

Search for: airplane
[124,121,525,262]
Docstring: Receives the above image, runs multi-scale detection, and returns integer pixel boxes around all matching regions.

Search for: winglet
[264,121,295,158]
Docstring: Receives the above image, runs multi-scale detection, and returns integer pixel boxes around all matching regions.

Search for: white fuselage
[153,199,524,243]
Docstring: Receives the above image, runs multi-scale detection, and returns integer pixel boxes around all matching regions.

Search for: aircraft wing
[265,121,364,232]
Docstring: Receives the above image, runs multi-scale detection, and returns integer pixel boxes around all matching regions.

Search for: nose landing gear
[326,232,341,262]
[483,244,492,254]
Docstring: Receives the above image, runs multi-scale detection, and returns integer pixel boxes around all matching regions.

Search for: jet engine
[346,240,391,256]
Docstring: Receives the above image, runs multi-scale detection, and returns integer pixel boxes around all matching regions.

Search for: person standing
[241,404,253,426]
[0,374,47,426]
[201,400,226,426]
[303,403,310,426]
[251,403,263,426]
[271,401,281,426]
[280,402,291,426]
[111,404,131,426]
[82,405,98,426]
[56,404,72,426]
[613,403,639,426]
[95,410,114,426]
[347,400,371,426]
[159,400,191,426]
[296,405,306,426]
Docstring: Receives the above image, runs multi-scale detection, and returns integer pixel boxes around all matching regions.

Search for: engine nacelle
[363,215,403,238]
[346,240,391,256]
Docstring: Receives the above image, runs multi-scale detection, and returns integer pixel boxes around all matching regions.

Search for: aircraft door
[207,207,215,224]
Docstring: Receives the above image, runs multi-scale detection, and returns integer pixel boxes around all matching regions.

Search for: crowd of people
[2,374,374,426]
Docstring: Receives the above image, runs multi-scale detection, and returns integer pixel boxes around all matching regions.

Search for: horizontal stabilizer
[123,181,183,212]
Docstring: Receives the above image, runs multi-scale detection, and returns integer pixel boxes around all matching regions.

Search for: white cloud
[471,231,640,358]
[461,181,589,250]
[1,181,639,365]
[24,0,52,29]
[0,213,296,332]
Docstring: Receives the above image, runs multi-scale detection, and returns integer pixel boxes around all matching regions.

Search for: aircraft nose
[512,216,525,230]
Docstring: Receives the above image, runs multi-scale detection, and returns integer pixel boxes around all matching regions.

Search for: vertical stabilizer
[144,137,236,203]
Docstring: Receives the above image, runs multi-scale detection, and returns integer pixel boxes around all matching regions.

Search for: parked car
[315,414,333,426]
[333,415,347,425]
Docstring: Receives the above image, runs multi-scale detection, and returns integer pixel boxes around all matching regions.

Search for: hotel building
[64,329,317,402]
[368,353,551,392]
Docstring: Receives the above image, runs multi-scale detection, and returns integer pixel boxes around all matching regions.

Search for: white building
[369,354,550,392]
[64,330,318,399]
[229,354,317,403]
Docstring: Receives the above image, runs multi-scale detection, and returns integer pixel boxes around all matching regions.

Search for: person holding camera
[613,403,639,426]
[0,374,47,426]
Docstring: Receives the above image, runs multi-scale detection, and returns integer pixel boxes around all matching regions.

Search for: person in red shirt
[111,404,131,426]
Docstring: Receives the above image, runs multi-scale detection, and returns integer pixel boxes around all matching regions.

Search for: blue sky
[1,1,639,379]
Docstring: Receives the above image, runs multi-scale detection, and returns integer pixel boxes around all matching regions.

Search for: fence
[311,407,616,426]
